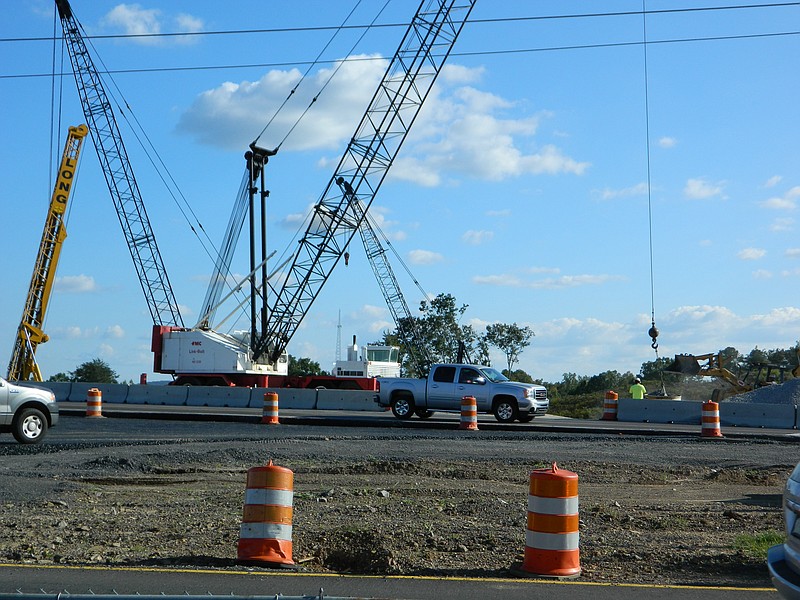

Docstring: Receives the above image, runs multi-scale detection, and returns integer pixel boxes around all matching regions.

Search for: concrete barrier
[127,384,188,406]
[67,382,129,404]
[249,388,317,409]
[315,389,383,411]
[721,402,797,429]
[617,398,702,424]
[186,386,252,408]
[36,382,72,402]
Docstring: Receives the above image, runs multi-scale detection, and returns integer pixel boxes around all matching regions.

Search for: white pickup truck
[0,377,59,444]
[375,363,549,423]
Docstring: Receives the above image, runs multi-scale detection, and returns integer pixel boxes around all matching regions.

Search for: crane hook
[648,321,659,350]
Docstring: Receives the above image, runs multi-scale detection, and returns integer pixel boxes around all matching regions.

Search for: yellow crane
[7,124,88,382]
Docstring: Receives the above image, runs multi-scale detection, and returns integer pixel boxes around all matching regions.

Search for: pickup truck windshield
[479,367,509,383]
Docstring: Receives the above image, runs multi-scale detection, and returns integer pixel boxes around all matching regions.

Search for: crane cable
[251,0,368,147]
[264,0,393,151]
[642,1,666,395]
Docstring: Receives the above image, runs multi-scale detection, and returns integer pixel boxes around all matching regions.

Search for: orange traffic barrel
[86,388,103,418]
[701,400,723,438]
[237,460,295,567]
[262,392,280,425]
[600,390,618,421]
[459,395,479,430]
[521,462,580,578]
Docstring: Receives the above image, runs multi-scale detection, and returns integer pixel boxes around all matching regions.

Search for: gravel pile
[727,378,800,405]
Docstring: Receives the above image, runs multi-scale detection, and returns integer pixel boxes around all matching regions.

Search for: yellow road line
[0,563,776,592]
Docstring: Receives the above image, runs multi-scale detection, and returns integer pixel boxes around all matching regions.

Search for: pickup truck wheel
[391,396,415,420]
[414,408,434,419]
[493,399,518,423]
[12,407,48,444]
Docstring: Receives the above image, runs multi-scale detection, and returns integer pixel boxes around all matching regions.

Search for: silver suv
[769,461,800,599]
[0,377,59,444]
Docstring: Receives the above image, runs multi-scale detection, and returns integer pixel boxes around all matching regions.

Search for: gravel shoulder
[0,421,794,588]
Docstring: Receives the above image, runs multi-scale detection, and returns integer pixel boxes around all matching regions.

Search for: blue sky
[1,1,799,384]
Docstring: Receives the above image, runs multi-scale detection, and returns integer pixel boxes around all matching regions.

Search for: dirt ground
[0,424,793,588]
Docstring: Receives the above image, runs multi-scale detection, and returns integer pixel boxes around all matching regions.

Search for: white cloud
[106,325,126,338]
[520,305,800,382]
[472,271,623,288]
[658,137,677,148]
[101,4,203,45]
[737,247,766,260]
[359,305,387,318]
[684,178,724,199]
[529,274,625,289]
[408,249,443,265]
[785,248,800,258]
[102,4,162,36]
[486,209,511,217]
[462,230,494,245]
[473,274,523,287]
[765,175,783,188]
[55,274,97,293]
[178,59,588,186]
[597,182,649,200]
[752,269,772,279]
[440,64,485,85]
[178,55,389,150]
[761,197,796,210]
[771,217,794,232]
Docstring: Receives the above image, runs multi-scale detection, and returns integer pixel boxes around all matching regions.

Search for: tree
[503,368,533,383]
[288,355,327,377]
[70,358,118,383]
[393,293,477,377]
[484,323,534,373]
[47,372,71,382]
[473,336,491,367]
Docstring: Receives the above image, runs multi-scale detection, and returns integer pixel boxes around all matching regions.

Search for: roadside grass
[548,392,603,420]
[734,531,784,558]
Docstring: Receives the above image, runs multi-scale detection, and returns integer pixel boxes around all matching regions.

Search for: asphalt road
[0,564,779,600]
[54,402,800,440]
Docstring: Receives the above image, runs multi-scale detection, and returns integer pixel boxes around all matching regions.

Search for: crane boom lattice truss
[7,125,88,382]
[55,0,183,328]
[255,0,475,364]
[345,191,433,375]
[358,209,434,375]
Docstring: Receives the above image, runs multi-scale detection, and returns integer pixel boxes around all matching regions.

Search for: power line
[3,29,798,81]
[2,2,798,43]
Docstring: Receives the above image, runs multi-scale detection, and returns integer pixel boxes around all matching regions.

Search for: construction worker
[629,377,647,400]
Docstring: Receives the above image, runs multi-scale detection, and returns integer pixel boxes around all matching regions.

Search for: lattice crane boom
[55,0,183,328]
[7,125,88,382]
[254,0,476,364]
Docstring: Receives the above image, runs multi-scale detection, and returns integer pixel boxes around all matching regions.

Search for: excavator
[664,350,800,401]
[7,124,88,382]
[55,0,475,386]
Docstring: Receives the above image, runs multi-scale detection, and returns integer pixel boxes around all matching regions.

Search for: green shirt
[629,383,646,399]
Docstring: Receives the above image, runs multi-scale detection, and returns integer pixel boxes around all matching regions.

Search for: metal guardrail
[0,591,370,600]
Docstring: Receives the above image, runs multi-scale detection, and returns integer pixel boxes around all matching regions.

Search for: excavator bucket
[664,354,702,375]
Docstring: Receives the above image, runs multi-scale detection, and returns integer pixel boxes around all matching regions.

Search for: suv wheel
[493,399,518,423]
[391,395,415,420]
[13,407,48,444]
